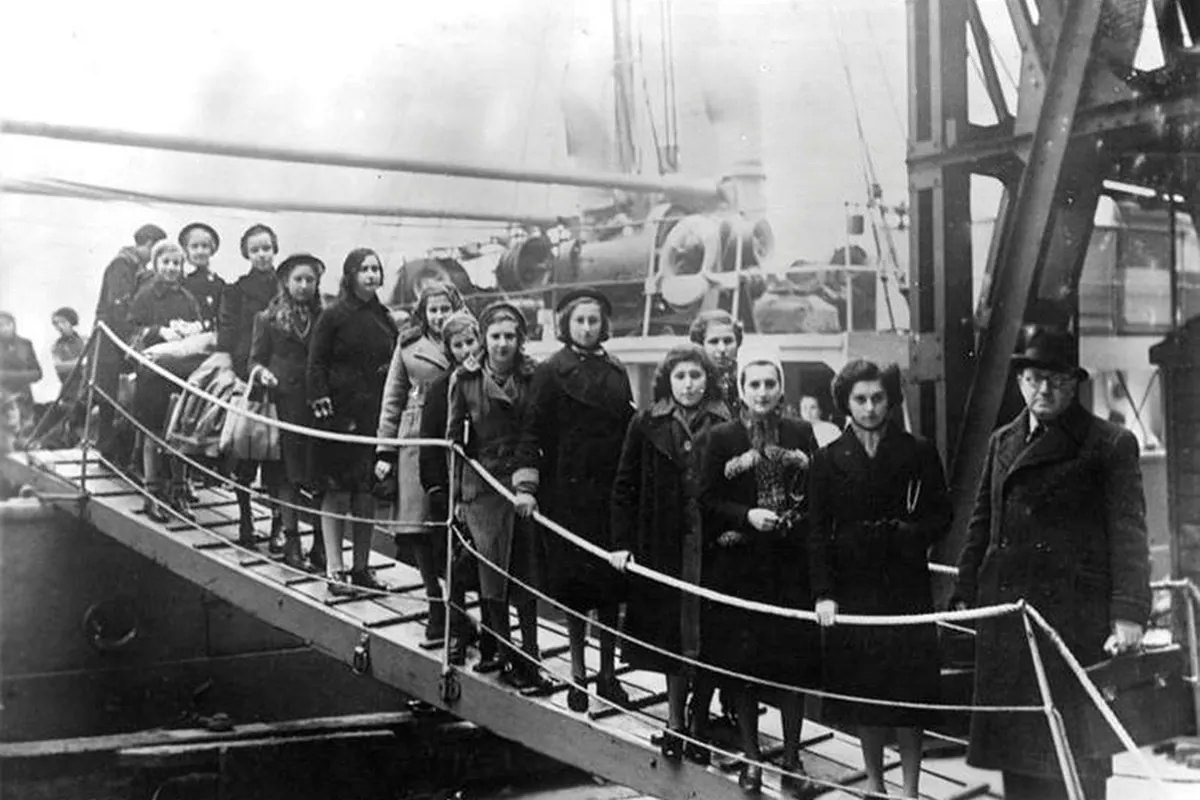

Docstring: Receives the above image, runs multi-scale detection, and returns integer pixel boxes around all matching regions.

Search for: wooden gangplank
[4,449,1002,800]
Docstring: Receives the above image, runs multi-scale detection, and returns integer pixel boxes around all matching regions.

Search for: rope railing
[95,321,1010,625]
[66,322,1181,796]
[449,525,1042,713]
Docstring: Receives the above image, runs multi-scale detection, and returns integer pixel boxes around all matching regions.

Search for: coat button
[683,441,692,452]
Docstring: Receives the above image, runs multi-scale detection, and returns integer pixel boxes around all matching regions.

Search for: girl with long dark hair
[307,248,398,595]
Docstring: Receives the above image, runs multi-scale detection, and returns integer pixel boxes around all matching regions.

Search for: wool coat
[94,246,144,339]
[519,346,634,611]
[218,268,278,380]
[610,398,731,673]
[249,307,320,485]
[377,331,451,533]
[183,268,226,331]
[698,416,821,686]
[954,403,1151,780]
[306,293,398,492]
[808,427,951,726]
[127,277,202,433]
[447,357,540,600]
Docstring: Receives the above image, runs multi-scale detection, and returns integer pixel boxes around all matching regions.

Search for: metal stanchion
[1185,586,1200,734]
[1021,608,1085,800]
[78,329,103,493]
[439,443,461,704]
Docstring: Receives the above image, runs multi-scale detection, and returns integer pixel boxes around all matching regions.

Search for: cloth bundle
[166,354,244,456]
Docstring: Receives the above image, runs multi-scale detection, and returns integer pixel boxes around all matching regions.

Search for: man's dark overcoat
[954,403,1150,780]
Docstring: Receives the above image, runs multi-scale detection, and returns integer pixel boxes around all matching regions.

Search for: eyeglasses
[1020,371,1076,391]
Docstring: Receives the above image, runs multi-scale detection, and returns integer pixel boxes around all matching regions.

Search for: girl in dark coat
[128,240,202,522]
[448,302,549,690]
[249,253,324,569]
[419,310,482,663]
[609,344,730,760]
[179,222,226,331]
[375,282,465,642]
[518,288,634,712]
[307,248,398,595]
[698,345,820,797]
[220,224,284,546]
[810,359,950,800]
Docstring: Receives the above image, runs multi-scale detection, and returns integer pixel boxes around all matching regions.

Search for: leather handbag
[1077,644,1196,758]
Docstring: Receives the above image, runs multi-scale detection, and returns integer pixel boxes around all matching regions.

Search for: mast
[611,0,638,175]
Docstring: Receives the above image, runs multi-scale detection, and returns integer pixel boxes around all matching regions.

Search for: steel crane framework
[907,0,1200,567]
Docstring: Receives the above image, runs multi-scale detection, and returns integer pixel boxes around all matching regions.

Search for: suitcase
[1077,644,1196,757]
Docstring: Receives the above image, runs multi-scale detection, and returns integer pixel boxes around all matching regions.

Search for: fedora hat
[1012,328,1088,381]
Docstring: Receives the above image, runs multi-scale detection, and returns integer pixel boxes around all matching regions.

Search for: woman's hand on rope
[1105,620,1144,656]
[373,460,393,481]
[747,508,780,533]
[609,550,634,572]
[815,598,838,627]
[513,491,538,519]
[311,396,333,420]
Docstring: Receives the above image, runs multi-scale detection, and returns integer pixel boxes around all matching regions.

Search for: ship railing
[41,322,1177,800]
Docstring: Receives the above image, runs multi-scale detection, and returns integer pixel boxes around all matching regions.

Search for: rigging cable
[829,5,901,328]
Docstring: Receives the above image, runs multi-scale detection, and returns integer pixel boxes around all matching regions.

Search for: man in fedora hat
[954,328,1151,799]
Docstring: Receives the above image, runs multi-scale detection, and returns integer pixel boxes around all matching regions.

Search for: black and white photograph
[1,1,1198,798]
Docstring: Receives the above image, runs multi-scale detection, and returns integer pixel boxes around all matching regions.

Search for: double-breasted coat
[955,403,1151,780]
[698,416,821,686]
[808,427,951,726]
[249,307,320,485]
[610,398,731,674]
[377,331,451,533]
[448,357,540,600]
[218,268,278,380]
[183,268,226,331]
[306,293,398,493]
[520,346,635,610]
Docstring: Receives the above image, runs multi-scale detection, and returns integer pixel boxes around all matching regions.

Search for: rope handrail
[89,384,430,528]
[94,322,448,449]
[90,322,1021,625]
[454,446,1022,627]
[450,525,1043,713]
[1023,604,1168,794]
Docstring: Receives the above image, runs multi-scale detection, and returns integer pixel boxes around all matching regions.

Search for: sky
[0,0,1030,400]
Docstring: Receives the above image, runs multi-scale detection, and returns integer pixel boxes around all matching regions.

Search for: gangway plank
[4,449,1002,800]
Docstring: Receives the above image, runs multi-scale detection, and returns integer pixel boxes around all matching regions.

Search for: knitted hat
[736,344,785,399]
[150,239,185,267]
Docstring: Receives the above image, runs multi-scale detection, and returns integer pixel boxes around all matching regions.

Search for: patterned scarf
[266,292,314,341]
[740,406,790,513]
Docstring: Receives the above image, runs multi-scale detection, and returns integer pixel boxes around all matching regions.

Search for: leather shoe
[738,764,762,794]
[780,768,821,799]
[567,687,589,712]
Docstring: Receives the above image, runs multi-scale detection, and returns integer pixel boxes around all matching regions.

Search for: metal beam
[968,0,1014,123]
[1,177,563,227]
[907,89,1200,173]
[0,119,722,203]
[946,0,1107,563]
[907,0,973,458]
